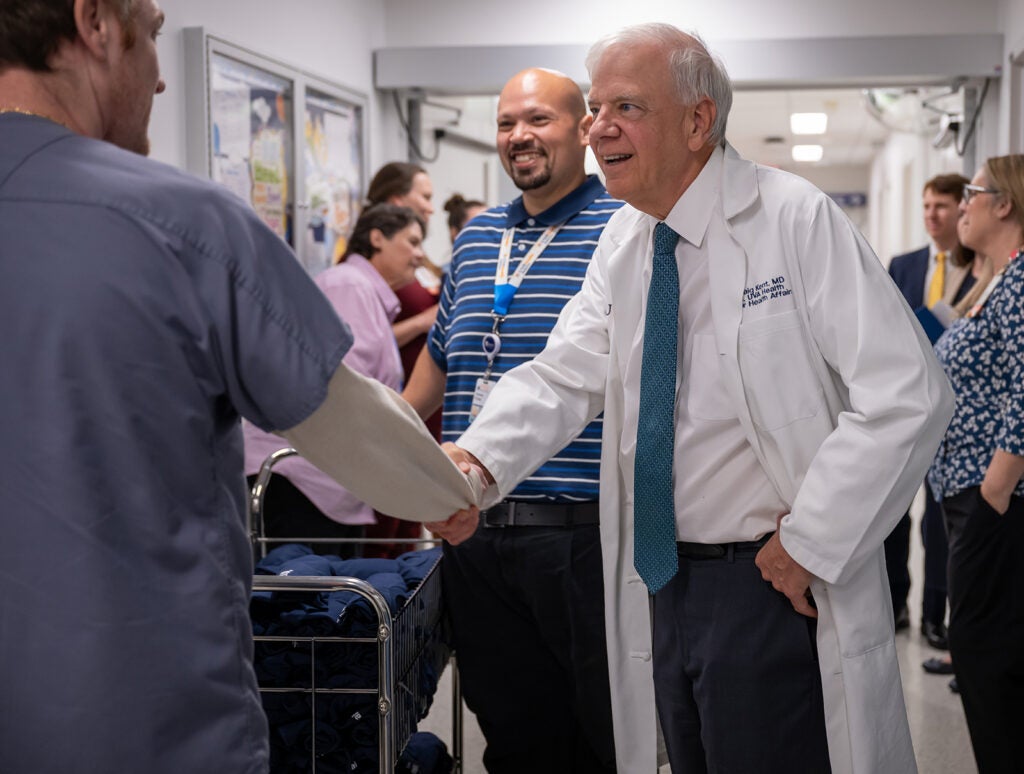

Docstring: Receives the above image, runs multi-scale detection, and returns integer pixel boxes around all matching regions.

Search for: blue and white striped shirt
[427,175,622,502]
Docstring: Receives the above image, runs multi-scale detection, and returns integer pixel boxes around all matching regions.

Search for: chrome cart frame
[248,448,464,773]
[249,447,442,557]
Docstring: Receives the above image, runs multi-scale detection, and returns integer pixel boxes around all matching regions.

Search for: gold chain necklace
[0,106,71,130]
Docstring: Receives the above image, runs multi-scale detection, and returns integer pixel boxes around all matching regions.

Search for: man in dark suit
[885,172,974,650]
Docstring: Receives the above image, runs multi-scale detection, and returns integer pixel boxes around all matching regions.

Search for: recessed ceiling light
[792,144,824,162]
[790,112,828,135]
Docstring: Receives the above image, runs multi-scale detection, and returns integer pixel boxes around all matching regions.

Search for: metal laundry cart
[248,447,464,773]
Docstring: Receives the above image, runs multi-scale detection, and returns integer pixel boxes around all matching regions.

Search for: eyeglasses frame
[962,183,1001,204]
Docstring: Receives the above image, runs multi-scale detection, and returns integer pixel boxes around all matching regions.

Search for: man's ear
[73,0,116,61]
[578,112,594,147]
[686,97,717,152]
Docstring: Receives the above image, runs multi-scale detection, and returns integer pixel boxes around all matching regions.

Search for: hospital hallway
[420,487,978,773]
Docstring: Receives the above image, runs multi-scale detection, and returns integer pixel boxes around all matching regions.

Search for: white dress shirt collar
[662,144,724,248]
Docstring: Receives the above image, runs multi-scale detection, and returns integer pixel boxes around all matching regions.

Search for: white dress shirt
[662,146,787,542]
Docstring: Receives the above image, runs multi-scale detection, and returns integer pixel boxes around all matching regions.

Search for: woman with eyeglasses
[927,154,1024,772]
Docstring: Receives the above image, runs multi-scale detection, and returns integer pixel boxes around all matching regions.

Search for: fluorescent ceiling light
[792,144,824,162]
[790,112,828,135]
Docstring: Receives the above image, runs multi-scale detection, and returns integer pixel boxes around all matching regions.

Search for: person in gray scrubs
[0,1,479,773]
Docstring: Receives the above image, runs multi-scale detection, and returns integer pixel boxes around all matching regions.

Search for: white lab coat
[459,144,954,773]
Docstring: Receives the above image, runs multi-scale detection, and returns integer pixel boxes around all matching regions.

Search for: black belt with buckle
[482,500,600,528]
[676,533,772,559]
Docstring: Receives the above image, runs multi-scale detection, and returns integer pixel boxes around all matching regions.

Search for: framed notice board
[184,29,367,275]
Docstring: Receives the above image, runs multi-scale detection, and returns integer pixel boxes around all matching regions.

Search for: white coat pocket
[738,310,823,431]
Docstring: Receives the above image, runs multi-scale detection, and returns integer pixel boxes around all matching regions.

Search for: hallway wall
[150,0,406,174]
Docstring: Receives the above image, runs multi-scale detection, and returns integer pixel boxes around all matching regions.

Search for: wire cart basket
[249,448,464,773]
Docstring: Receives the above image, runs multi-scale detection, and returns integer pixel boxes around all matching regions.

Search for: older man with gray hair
[448,22,953,773]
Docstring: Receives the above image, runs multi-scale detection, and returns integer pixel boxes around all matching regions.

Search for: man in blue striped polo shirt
[404,68,622,773]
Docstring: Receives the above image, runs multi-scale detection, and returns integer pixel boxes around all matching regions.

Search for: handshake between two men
[423,444,493,545]
[422,443,498,546]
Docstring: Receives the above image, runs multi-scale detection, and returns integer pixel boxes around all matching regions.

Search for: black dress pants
[920,485,949,627]
[880,489,950,630]
[883,512,911,620]
[943,488,1024,773]
[442,524,616,773]
[247,473,363,558]
[884,486,950,629]
[652,541,831,774]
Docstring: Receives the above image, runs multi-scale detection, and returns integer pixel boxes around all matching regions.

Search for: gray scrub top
[0,114,352,774]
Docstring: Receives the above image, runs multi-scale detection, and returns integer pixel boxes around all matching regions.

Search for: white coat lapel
[708,146,771,468]
[607,210,649,375]
[606,210,652,466]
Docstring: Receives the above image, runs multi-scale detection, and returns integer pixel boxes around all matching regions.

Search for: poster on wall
[302,89,364,274]
[209,52,294,245]
[184,29,370,276]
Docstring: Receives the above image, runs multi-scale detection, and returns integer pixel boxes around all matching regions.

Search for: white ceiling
[726,85,965,173]
[726,88,891,171]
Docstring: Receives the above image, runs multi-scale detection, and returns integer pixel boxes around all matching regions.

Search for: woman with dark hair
[243,204,426,555]
[928,154,1024,772]
[366,162,435,223]
[366,163,443,373]
[444,192,486,244]
[367,162,442,286]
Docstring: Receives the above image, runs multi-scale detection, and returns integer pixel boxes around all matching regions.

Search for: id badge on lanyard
[469,222,564,421]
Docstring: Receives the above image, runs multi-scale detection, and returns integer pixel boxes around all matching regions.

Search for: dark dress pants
[884,487,950,629]
[246,473,363,558]
[943,488,1024,773]
[652,542,831,774]
[920,485,949,627]
[442,524,616,773]
[883,511,911,621]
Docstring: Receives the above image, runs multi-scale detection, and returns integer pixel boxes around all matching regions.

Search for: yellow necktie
[927,251,946,307]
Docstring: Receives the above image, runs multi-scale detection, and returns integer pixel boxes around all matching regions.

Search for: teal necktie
[633,222,680,594]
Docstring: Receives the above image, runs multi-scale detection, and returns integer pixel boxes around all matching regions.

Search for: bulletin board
[184,29,368,276]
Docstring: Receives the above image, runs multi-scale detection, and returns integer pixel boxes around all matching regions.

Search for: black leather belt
[676,533,772,559]
[482,500,600,528]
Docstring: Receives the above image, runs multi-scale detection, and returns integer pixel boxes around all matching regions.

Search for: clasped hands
[423,442,496,546]
[755,514,818,619]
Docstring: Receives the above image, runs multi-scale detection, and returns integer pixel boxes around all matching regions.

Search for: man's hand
[755,514,817,618]
[422,442,497,545]
[425,507,480,545]
[442,442,495,486]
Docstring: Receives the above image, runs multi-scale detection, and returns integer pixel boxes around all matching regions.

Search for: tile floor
[420,489,978,772]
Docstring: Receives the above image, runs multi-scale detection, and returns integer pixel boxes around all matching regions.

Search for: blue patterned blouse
[929,248,1024,500]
